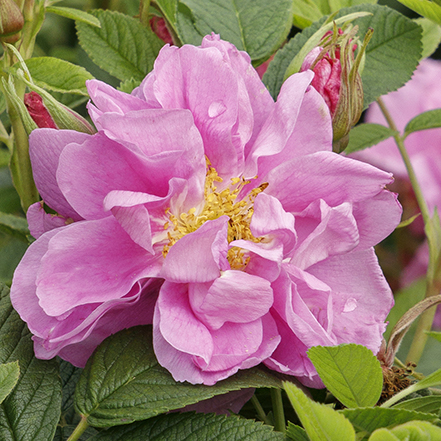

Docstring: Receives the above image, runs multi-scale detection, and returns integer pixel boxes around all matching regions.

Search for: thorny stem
[66,415,89,441]
[271,388,286,433]
[377,97,440,365]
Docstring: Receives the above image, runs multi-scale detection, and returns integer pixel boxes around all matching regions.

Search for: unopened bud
[149,16,173,45]
[24,90,95,134]
[0,0,24,43]
[300,25,373,152]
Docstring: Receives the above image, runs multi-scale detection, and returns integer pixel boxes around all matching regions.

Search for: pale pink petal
[27,202,70,239]
[29,129,89,220]
[189,270,273,330]
[36,217,162,315]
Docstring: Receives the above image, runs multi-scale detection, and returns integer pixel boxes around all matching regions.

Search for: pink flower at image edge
[11,34,402,386]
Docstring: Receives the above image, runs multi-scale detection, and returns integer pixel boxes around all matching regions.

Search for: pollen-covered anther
[163,164,267,268]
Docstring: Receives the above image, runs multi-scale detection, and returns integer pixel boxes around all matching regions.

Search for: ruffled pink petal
[290,199,359,270]
[27,202,70,239]
[36,216,162,316]
[245,71,331,179]
[155,281,214,365]
[266,151,394,213]
[29,129,89,220]
[189,270,273,330]
[308,248,394,354]
[140,43,247,178]
[161,217,229,283]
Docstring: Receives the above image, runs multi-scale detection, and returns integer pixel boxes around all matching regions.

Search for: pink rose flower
[11,35,401,386]
[351,59,441,327]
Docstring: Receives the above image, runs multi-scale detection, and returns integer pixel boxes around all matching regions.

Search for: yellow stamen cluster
[162,161,268,270]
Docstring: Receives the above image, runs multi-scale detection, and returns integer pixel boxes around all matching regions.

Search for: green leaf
[415,18,441,58]
[88,412,284,440]
[118,77,141,94]
[0,149,10,168]
[0,283,62,441]
[284,381,356,441]
[60,359,83,425]
[76,10,164,82]
[0,232,28,285]
[292,0,323,30]
[286,422,310,441]
[75,325,283,428]
[175,0,293,64]
[370,420,441,440]
[393,395,441,414]
[396,213,421,228]
[46,6,101,27]
[264,4,422,108]
[0,361,19,404]
[426,331,441,342]
[404,109,441,137]
[340,407,436,434]
[155,0,178,30]
[0,211,29,241]
[344,123,397,154]
[307,344,383,408]
[396,0,441,25]
[22,57,94,96]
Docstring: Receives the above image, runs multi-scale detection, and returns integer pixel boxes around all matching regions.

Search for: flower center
[162,160,267,269]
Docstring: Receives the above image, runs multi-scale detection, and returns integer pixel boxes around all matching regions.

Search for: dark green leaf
[0,232,28,285]
[393,395,441,414]
[76,10,164,82]
[284,381,356,441]
[340,407,436,434]
[0,211,29,241]
[0,283,62,441]
[286,422,309,441]
[404,109,441,137]
[175,0,293,64]
[264,4,422,108]
[88,412,284,440]
[344,123,397,154]
[46,6,101,27]
[75,326,283,428]
[60,358,83,425]
[0,361,19,404]
[22,57,94,96]
[307,344,383,408]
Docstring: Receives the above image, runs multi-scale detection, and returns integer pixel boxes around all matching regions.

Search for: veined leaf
[344,123,397,154]
[0,361,19,404]
[404,109,441,137]
[46,6,101,27]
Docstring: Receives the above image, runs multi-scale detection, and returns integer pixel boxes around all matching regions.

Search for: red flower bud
[24,92,58,129]
[149,16,173,45]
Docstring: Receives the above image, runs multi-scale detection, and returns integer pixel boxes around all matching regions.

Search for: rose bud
[301,25,373,152]
[0,0,24,44]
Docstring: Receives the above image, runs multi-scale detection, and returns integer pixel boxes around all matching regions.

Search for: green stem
[271,388,285,433]
[250,394,270,425]
[377,97,440,365]
[66,416,89,441]
[139,0,151,26]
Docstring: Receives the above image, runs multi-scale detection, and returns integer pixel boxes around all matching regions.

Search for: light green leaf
[284,381,356,441]
[396,0,441,25]
[0,149,10,168]
[286,422,310,441]
[87,412,284,441]
[344,123,397,154]
[0,284,62,441]
[21,57,94,95]
[117,77,140,94]
[370,420,441,440]
[396,213,421,228]
[264,4,422,109]
[426,331,441,342]
[46,6,101,27]
[393,395,441,414]
[0,361,19,404]
[75,326,283,428]
[155,0,178,30]
[0,211,29,240]
[382,366,441,408]
[415,18,441,58]
[175,0,293,64]
[307,344,383,408]
[404,109,441,137]
[340,407,436,434]
[292,0,323,29]
[77,10,164,82]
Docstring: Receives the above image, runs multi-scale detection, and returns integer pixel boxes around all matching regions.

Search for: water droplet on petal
[343,298,357,313]
[208,100,226,118]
